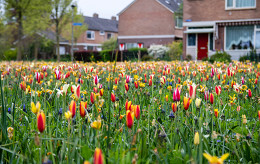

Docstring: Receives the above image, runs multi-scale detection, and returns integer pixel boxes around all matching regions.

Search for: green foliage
[209,51,232,63]
[100,50,112,62]
[239,55,248,62]
[128,47,147,53]
[167,41,183,60]
[141,55,154,61]
[1,49,17,61]
[101,38,117,51]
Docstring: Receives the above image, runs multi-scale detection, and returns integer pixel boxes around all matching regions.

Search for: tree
[102,38,117,51]
[4,0,51,61]
[61,11,87,46]
[51,0,73,62]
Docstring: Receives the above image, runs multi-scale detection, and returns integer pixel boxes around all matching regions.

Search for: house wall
[183,0,260,22]
[77,30,118,45]
[118,0,175,36]
[119,38,175,48]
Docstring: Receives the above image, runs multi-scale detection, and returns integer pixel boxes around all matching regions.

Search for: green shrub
[128,48,148,53]
[239,55,248,62]
[141,55,154,61]
[167,41,183,60]
[209,51,231,63]
[1,49,17,61]
[100,50,112,62]
[185,54,192,61]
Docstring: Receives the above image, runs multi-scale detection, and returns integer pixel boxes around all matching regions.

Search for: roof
[84,16,118,32]
[118,0,182,15]
[157,0,182,13]
[39,30,69,43]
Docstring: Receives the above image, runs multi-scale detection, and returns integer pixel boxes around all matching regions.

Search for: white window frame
[225,0,256,10]
[100,30,105,35]
[175,16,183,29]
[224,25,260,51]
[208,33,215,51]
[86,31,95,40]
[187,34,197,47]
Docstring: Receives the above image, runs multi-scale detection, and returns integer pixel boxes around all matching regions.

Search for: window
[87,46,94,51]
[175,16,183,28]
[59,46,66,55]
[86,31,95,40]
[188,34,196,46]
[226,25,254,50]
[126,43,138,49]
[209,33,214,51]
[100,31,105,35]
[107,33,112,39]
[226,0,256,9]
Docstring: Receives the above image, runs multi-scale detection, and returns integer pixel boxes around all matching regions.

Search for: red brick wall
[183,0,260,22]
[77,30,118,44]
[118,0,176,36]
[215,26,225,51]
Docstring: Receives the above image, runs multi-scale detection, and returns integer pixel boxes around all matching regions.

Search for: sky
[77,0,134,19]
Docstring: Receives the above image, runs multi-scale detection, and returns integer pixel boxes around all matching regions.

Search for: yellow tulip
[65,111,72,120]
[203,153,229,164]
[194,132,199,145]
[195,98,202,108]
[31,101,40,114]
[91,115,101,130]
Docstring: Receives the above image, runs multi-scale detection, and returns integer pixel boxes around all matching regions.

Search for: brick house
[118,0,183,50]
[75,14,118,51]
[183,0,260,60]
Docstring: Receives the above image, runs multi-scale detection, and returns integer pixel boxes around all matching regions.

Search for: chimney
[93,13,99,18]
[111,16,117,21]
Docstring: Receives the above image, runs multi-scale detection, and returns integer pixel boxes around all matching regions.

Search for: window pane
[256,31,260,49]
[256,25,260,29]
[235,0,255,8]
[227,0,233,7]
[188,34,196,46]
[126,43,138,49]
[210,33,214,50]
[175,17,183,28]
[107,33,112,39]
[226,25,254,50]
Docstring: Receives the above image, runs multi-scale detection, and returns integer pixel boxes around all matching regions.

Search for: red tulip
[189,84,197,99]
[40,72,44,80]
[149,79,152,86]
[37,111,46,133]
[126,110,134,129]
[255,78,258,84]
[35,72,41,83]
[215,86,221,96]
[125,75,130,83]
[94,148,104,164]
[94,75,99,85]
[90,92,95,104]
[125,83,129,91]
[258,110,260,121]
[111,93,116,102]
[80,101,87,118]
[93,87,98,93]
[241,76,245,85]
[114,78,118,85]
[210,93,214,104]
[75,85,80,99]
[171,103,177,113]
[134,81,138,89]
[214,109,218,118]
[69,100,76,118]
[134,105,140,120]
[248,89,252,98]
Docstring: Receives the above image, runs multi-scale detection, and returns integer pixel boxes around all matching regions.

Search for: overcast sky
[77,0,134,19]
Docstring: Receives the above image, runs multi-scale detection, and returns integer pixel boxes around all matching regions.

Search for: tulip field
[1,60,260,164]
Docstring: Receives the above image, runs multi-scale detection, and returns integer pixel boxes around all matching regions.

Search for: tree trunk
[34,42,39,61]
[17,10,23,61]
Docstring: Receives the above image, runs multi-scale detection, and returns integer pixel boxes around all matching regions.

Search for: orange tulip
[134,105,140,120]
[69,100,76,118]
[75,85,81,99]
[80,101,87,118]
[126,110,134,129]
[171,103,177,113]
[214,109,219,118]
[149,79,152,86]
[37,111,46,133]
[93,148,104,164]
[183,97,192,110]
[258,110,260,121]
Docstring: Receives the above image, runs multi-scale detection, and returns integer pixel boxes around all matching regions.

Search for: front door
[197,33,208,60]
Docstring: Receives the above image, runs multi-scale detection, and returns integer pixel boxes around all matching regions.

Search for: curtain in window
[227,0,233,7]
[256,32,260,49]
[226,25,254,50]
[236,0,255,7]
